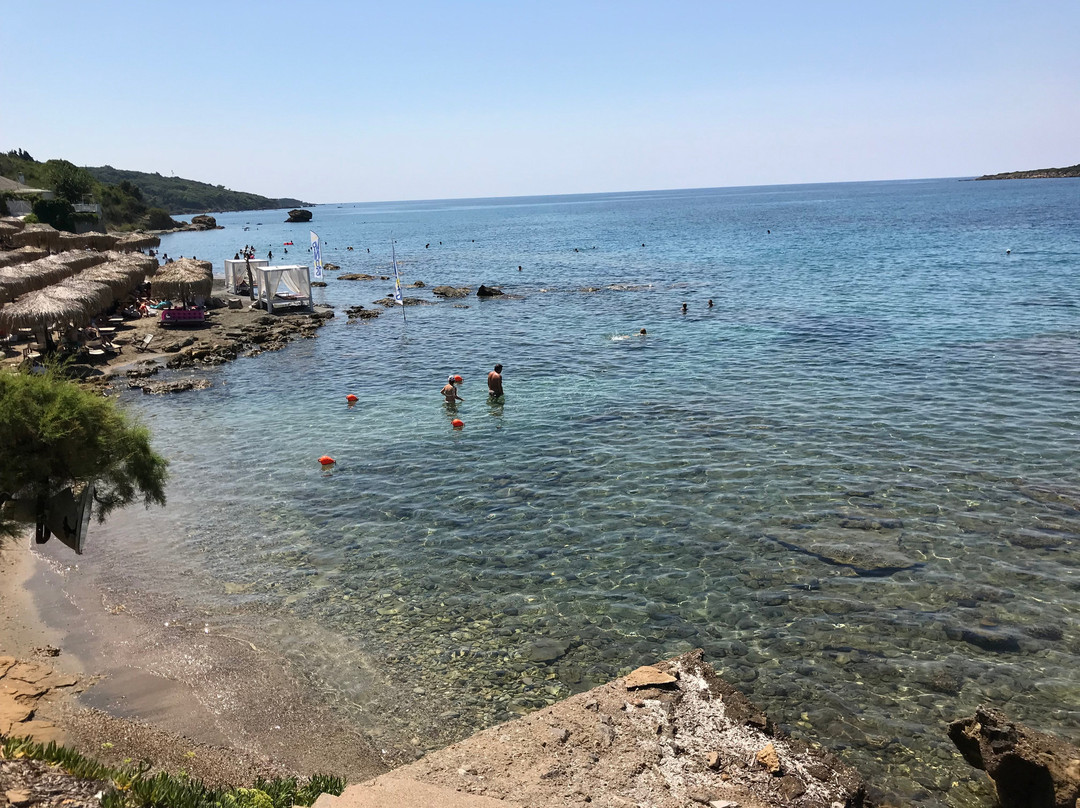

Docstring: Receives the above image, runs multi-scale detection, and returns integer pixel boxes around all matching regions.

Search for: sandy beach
[0,538,394,786]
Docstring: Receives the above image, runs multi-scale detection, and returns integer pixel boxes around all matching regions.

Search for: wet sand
[0,540,392,785]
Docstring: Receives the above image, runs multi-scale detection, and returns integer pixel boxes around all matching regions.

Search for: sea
[50,178,1080,805]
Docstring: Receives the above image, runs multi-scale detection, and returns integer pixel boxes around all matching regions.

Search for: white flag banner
[310,231,324,280]
[391,241,403,305]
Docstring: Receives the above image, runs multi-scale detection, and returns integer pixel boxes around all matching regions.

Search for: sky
[2,1,1078,203]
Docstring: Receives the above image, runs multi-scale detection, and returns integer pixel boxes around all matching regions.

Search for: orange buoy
[453,375,463,383]
[345,394,358,402]
[318,456,336,465]
[452,419,464,429]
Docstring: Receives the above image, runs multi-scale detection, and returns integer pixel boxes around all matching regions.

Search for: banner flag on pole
[310,231,324,280]
[391,242,403,306]
[391,239,406,324]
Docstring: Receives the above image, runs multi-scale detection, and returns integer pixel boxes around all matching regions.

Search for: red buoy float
[453,375,463,383]
[345,394,358,402]
[318,456,335,465]
[452,419,464,429]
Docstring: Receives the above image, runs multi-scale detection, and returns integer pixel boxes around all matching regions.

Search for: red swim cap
[454,375,463,383]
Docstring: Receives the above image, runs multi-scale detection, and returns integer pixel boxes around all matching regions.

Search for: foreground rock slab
[339,650,866,808]
[949,705,1080,808]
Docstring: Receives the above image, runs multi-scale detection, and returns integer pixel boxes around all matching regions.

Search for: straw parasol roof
[76,253,155,298]
[151,258,213,302]
[0,276,113,331]
[0,253,109,303]
[115,232,161,251]
[0,247,48,270]
[10,223,60,252]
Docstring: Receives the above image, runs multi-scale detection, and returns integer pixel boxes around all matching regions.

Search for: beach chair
[133,334,156,353]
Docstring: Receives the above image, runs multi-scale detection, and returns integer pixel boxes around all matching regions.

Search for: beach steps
[313,775,522,808]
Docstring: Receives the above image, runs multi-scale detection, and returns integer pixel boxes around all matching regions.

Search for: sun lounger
[160,308,206,326]
[133,334,156,352]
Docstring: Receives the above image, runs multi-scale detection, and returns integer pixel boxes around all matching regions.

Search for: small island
[975,163,1080,180]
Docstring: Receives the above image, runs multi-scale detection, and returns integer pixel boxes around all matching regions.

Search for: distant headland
[975,163,1080,180]
[0,148,308,232]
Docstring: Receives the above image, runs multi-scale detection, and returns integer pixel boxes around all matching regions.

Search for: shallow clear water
[78,179,1080,805]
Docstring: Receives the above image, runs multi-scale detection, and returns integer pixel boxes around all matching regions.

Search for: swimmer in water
[442,375,463,405]
[487,364,504,398]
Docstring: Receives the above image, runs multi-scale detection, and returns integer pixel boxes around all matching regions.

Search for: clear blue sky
[3,1,1077,203]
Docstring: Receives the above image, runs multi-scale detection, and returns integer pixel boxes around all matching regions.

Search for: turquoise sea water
[73,179,1080,805]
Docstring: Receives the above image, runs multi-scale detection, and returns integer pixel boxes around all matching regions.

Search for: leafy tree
[44,159,95,203]
[0,369,169,540]
[32,197,76,231]
[146,207,177,229]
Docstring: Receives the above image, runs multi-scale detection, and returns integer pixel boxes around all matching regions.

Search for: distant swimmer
[1006,249,1012,255]
[639,328,647,336]
[681,303,688,314]
[442,375,464,405]
[426,243,430,248]
[707,299,714,308]
[518,265,522,272]
[487,363,504,398]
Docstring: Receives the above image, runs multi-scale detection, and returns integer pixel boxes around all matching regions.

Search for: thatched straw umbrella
[115,233,161,251]
[76,253,155,299]
[0,287,98,332]
[50,277,114,312]
[0,253,109,303]
[10,223,60,252]
[151,258,213,304]
[0,247,48,269]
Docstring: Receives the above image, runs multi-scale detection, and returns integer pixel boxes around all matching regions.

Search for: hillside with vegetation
[86,164,307,214]
[975,163,1080,180]
[0,149,307,231]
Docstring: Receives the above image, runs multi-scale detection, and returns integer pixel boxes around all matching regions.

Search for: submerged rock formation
[949,706,1080,808]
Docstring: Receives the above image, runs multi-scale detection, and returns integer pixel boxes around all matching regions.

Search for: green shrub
[146,207,177,230]
[31,198,76,231]
[22,213,39,224]
[0,733,345,808]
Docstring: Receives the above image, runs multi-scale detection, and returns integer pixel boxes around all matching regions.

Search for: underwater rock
[432,285,470,298]
[944,624,1022,654]
[527,638,570,663]
[476,284,504,297]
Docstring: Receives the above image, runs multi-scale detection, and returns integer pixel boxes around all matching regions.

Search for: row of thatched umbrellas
[0,253,213,333]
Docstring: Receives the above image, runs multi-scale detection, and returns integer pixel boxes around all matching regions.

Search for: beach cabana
[152,259,213,306]
[254,265,312,314]
[224,257,268,294]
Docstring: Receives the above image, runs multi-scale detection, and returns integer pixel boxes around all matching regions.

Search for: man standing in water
[487,364,504,398]
[442,375,464,405]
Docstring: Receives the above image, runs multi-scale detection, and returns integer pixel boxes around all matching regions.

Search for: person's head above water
[447,375,455,384]
[494,364,502,372]
[454,375,464,383]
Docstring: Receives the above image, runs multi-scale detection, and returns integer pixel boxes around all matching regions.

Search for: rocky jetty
[949,706,1080,808]
[287,209,313,223]
[339,650,868,808]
